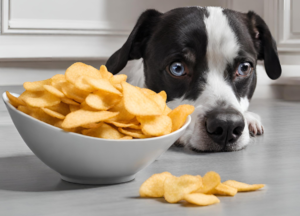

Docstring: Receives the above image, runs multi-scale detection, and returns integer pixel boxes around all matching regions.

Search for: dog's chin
[177,117,251,152]
[189,135,250,152]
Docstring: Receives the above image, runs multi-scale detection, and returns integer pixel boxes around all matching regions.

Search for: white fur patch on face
[195,7,241,111]
[205,7,239,73]
[172,7,251,151]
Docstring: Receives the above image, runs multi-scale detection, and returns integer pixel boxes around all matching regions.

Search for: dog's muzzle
[205,108,245,148]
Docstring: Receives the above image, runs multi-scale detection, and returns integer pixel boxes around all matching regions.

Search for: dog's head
[106,7,281,152]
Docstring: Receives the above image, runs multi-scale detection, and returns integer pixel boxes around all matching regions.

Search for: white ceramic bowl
[3,92,191,185]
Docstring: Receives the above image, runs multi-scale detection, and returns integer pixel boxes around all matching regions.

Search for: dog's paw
[244,111,264,136]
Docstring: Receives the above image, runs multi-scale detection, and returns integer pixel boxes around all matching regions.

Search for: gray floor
[1,86,300,216]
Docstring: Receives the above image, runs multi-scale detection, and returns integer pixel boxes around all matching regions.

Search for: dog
[105,6,281,152]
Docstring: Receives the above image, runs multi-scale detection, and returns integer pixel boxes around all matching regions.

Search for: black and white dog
[105,7,281,152]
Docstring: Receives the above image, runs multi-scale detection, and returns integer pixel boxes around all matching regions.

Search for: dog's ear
[247,11,281,80]
[106,9,162,74]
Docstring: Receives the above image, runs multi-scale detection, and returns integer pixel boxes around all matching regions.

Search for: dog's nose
[205,109,245,147]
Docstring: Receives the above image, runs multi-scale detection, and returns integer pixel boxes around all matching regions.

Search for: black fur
[106,7,281,104]
[246,11,282,80]
[106,9,162,74]
[106,7,209,102]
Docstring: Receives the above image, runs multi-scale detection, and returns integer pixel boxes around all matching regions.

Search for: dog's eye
[237,62,252,76]
[169,62,186,76]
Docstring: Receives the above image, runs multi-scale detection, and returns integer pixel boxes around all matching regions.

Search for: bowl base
[60,174,136,185]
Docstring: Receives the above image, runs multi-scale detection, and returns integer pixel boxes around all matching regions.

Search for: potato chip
[23,79,51,91]
[106,120,140,129]
[108,100,135,122]
[47,102,70,116]
[6,91,25,107]
[61,97,80,106]
[222,180,265,192]
[54,120,78,132]
[212,183,237,196]
[137,115,172,136]
[139,172,173,198]
[85,91,121,111]
[84,77,121,95]
[8,100,19,108]
[24,105,39,113]
[62,110,118,128]
[196,175,202,181]
[65,62,101,85]
[83,123,124,139]
[30,108,59,125]
[184,193,220,206]
[51,75,66,91]
[125,124,141,130]
[81,122,103,134]
[158,91,167,102]
[140,88,156,96]
[121,82,162,116]
[128,124,141,130]
[99,65,113,79]
[140,88,166,112]
[128,117,140,125]
[162,105,172,116]
[114,83,122,91]
[43,85,65,98]
[81,122,102,129]
[51,74,66,84]
[20,91,61,108]
[196,171,221,194]
[10,62,195,139]
[17,105,31,115]
[164,175,203,203]
[69,104,80,112]
[74,76,94,92]
[121,119,141,129]
[118,128,148,138]
[18,90,30,101]
[61,82,89,103]
[168,104,194,132]
[109,74,127,85]
[138,170,265,207]
[42,108,65,119]
[81,128,90,135]
[80,101,100,111]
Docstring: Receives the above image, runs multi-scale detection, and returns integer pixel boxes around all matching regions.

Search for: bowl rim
[2,92,191,142]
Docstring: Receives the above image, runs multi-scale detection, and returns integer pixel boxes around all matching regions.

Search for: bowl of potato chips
[2,63,194,185]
